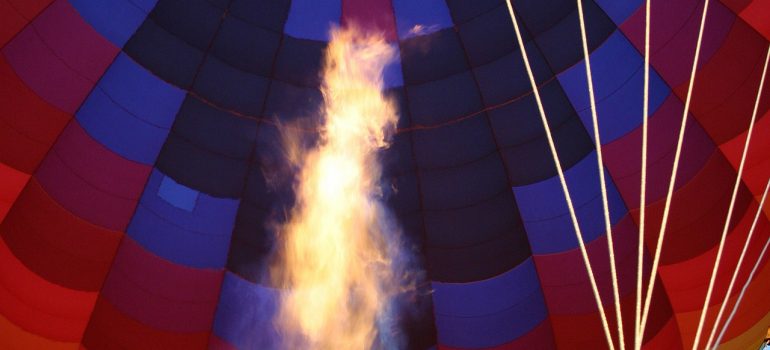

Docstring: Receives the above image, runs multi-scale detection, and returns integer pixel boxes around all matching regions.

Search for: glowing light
[272,26,406,350]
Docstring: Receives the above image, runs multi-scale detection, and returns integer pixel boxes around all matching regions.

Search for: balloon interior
[1,1,770,350]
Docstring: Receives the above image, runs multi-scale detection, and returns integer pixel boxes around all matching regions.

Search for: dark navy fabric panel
[150,0,224,51]
[273,36,326,87]
[126,169,239,268]
[558,31,670,143]
[230,0,290,32]
[407,71,482,126]
[381,132,416,176]
[383,45,405,88]
[386,171,421,214]
[513,0,574,36]
[595,0,642,24]
[132,0,159,12]
[400,29,468,85]
[488,79,594,186]
[514,152,628,254]
[212,274,282,349]
[530,0,615,72]
[211,15,281,77]
[418,153,509,210]
[70,0,150,46]
[225,201,276,282]
[445,0,503,24]
[124,18,205,87]
[473,41,552,106]
[192,56,269,116]
[284,0,341,41]
[170,97,257,159]
[264,81,323,121]
[456,4,521,67]
[392,0,453,40]
[412,116,497,169]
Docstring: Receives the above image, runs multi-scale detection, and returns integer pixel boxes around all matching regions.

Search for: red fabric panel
[0,314,78,350]
[719,109,770,199]
[0,1,54,46]
[438,318,556,350]
[622,0,734,88]
[82,297,211,350]
[1,0,117,114]
[7,0,56,19]
[642,317,683,350]
[0,55,70,173]
[739,0,770,40]
[642,152,752,265]
[341,0,398,41]
[35,121,150,231]
[674,19,770,144]
[658,200,769,312]
[716,246,770,343]
[604,95,715,209]
[0,162,29,222]
[101,238,223,333]
[208,335,238,350]
[0,237,97,342]
[0,178,122,291]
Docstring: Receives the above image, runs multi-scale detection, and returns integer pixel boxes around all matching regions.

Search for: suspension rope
[635,1,652,349]
[639,0,711,343]
[711,179,770,348]
[703,45,770,350]
[577,1,626,348]
[504,1,616,349]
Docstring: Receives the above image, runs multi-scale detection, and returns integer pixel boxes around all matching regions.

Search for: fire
[272,26,405,349]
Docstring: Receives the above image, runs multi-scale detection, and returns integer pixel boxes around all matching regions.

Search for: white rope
[639,0,711,343]
[576,1,626,348]
[703,45,770,350]
[503,1,616,349]
[635,1,652,349]
[711,179,770,348]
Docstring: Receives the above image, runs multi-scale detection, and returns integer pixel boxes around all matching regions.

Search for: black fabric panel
[150,0,224,51]
[473,41,552,106]
[124,19,204,88]
[412,116,497,169]
[211,15,281,77]
[424,190,529,282]
[273,36,326,87]
[192,56,269,116]
[488,79,594,185]
[445,0,503,24]
[170,96,257,159]
[407,71,482,126]
[400,29,468,85]
[532,0,615,72]
[263,81,323,121]
[418,153,509,210]
[225,201,275,283]
[230,0,290,32]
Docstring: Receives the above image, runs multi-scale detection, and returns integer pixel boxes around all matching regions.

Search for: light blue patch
[157,175,199,211]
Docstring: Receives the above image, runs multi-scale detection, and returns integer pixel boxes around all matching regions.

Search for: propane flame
[272,26,405,349]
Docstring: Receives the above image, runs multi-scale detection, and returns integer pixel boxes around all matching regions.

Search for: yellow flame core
[274,27,400,350]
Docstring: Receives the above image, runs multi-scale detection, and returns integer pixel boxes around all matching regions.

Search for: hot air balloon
[1,0,770,349]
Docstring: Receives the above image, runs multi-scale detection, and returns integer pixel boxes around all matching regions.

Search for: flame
[272,26,404,349]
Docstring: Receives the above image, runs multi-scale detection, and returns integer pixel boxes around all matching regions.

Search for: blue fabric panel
[76,88,169,165]
[432,258,546,347]
[423,190,529,283]
[69,0,150,47]
[131,0,158,12]
[157,175,199,211]
[400,28,468,85]
[474,41,552,106]
[127,169,239,268]
[213,273,282,349]
[230,0,290,32]
[412,116,497,169]
[284,0,341,41]
[211,15,281,76]
[513,152,628,254]
[99,54,184,129]
[407,71,482,125]
[392,0,453,40]
[595,0,642,25]
[124,19,205,88]
[150,0,224,51]
[558,32,670,143]
[192,56,269,116]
